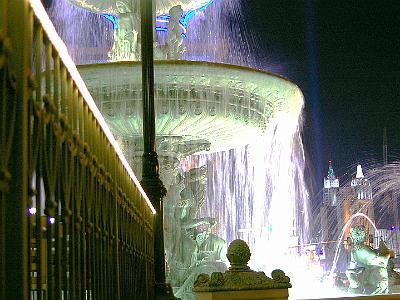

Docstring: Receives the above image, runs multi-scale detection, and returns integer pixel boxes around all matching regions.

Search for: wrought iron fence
[1,0,155,299]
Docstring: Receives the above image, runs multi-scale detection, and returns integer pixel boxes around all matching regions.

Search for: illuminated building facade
[320,162,342,270]
[320,163,375,272]
[345,164,375,234]
[321,161,340,240]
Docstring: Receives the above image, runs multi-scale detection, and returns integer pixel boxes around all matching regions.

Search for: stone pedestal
[194,288,288,300]
[193,239,291,300]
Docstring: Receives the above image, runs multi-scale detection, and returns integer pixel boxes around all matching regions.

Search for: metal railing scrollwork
[1,0,156,299]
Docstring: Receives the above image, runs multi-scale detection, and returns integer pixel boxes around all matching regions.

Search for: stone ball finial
[226,239,251,271]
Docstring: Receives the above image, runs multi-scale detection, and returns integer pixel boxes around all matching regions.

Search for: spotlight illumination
[155,27,168,32]
[29,0,156,215]
[49,217,55,224]
[101,13,118,30]
[28,207,37,215]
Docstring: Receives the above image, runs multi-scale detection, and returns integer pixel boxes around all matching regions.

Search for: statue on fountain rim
[154,5,186,60]
[108,0,140,61]
[345,226,390,295]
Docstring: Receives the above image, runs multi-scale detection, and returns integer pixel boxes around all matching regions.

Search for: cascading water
[48,0,114,64]
[367,161,400,231]
[48,0,257,67]
[329,212,378,282]
[181,110,311,294]
[47,0,314,298]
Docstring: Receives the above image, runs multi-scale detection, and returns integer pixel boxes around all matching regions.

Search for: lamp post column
[139,0,178,299]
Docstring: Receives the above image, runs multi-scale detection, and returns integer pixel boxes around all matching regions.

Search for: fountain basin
[78,60,304,155]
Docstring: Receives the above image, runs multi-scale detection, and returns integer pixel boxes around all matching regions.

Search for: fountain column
[139,0,177,298]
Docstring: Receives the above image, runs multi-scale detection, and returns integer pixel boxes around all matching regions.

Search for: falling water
[181,0,257,67]
[48,0,113,64]
[48,0,257,67]
[367,161,400,230]
[182,110,310,278]
[329,212,378,281]
[47,0,312,298]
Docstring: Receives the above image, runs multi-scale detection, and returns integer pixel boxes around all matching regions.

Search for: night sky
[241,0,400,187]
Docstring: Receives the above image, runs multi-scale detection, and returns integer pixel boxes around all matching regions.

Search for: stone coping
[194,288,289,300]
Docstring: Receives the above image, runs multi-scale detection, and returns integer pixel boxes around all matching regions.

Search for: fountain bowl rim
[77,59,301,88]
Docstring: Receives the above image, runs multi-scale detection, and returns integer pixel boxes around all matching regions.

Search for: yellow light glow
[29,0,156,214]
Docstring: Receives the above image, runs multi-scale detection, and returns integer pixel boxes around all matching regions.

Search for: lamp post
[139,0,178,298]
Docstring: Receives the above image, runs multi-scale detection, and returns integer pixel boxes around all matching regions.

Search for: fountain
[47,0,311,299]
[75,59,306,299]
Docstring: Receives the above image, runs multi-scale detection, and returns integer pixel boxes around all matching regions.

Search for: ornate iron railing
[0,0,155,299]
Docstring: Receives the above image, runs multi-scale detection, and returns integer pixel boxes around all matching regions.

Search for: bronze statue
[346,226,390,294]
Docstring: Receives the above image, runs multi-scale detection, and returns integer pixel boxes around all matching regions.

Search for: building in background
[344,164,374,235]
[320,161,340,244]
[319,163,375,272]
[319,161,342,271]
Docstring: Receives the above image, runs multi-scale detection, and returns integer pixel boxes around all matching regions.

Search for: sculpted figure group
[162,165,227,300]
[346,226,390,294]
[106,1,186,61]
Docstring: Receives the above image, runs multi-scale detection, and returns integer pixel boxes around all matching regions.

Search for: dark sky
[242,0,400,185]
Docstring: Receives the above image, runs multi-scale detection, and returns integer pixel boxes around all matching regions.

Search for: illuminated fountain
[49,0,310,298]
[77,60,307,298]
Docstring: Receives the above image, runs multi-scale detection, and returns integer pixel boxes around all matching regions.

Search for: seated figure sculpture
[377,239,400,292]
[175,218,227,299]
[108,1,140,61]
[164,166,227,300]
[346,226,390,294]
